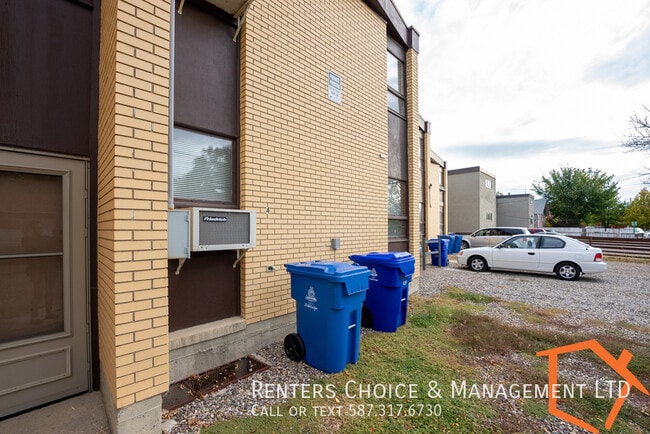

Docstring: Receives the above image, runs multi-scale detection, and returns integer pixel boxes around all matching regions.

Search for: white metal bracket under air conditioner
[233,249,249,268]
[175,258,187,275]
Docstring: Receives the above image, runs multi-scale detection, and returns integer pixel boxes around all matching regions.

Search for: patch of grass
[448,309,585,355]
[502,301,568,324]
[590,333,650,382]
[605,256,650,264]
[202,409,322,433]
[443,286,499,304]
[203,292,650,433]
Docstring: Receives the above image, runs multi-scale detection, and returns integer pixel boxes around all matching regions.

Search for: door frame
[0,147,90,418]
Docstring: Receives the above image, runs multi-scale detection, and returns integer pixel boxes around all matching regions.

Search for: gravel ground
[419,258,650,344]
[165,258,650,433]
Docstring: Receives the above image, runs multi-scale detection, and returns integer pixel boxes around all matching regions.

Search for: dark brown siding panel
[388,112,408,181]
[168,252,240,332]
[0,0,93,156]
[388,240,408,252]
[174,1,239,138]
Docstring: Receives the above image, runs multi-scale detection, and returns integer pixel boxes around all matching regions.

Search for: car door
[537,236,567,272]
[470,229,492,247]
[490,235,541,271]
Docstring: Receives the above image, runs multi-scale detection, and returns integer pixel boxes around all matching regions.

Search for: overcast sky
[391,0,650,201]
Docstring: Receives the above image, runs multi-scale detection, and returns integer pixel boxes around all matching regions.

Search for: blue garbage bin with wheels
[436,238,450,266]
[428,239,440,265]
[284,261,370,373]
[447,234,459,253]
[439,234,452,253]
[349,252,415,332]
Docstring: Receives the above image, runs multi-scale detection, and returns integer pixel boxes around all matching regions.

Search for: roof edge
[365,0,419,52]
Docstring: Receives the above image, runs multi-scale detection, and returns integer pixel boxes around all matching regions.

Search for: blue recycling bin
[349,252,415,332]
[284,261,370,373]
[439,234,452,252]
[449,234,461,253]
[430,238,449,266]
[428,238,439,265]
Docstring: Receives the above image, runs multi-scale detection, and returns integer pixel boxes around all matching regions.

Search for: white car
[456,234,607,280]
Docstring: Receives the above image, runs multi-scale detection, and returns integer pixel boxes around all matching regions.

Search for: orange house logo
[537,339,649,433]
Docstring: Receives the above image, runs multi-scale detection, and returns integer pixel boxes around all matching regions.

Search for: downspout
[168,0,176,209]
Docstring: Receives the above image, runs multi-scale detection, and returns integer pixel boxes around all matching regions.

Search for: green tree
[621,188,650,229]
[532,167,622,227]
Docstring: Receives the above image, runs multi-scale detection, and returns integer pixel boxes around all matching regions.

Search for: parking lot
[418,257,650,344]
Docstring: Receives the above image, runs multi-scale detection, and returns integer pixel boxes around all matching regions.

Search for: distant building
[448,166,497,233]
[427,148,448,238]
[534,198,551,227]
[496,193,534,227]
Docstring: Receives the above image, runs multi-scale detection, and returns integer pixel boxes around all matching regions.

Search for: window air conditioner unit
[184,208,256,252]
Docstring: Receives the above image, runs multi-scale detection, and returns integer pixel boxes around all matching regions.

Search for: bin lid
[285,260,370,281]
[349,251,414,266]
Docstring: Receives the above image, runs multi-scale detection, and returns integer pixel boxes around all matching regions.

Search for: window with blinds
[172,127,233,203]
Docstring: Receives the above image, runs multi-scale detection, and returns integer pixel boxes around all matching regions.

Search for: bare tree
[623,106,650,151]
[622,105,650,182]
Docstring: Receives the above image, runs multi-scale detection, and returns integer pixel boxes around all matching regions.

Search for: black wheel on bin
[361,306,373,328]
[284,333,305,362]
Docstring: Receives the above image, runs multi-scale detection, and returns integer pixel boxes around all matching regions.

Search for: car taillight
[594,253,603,262]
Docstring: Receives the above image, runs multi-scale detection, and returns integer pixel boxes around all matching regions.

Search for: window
[388,178,406,216]
[172,127,233,203]
[172,2,239,207]
[503,228,526,235]
[486,212,493,221]
[388,179,407,238]
[502,236,540,249]
[387,52,406,116]
[541,237,566,249]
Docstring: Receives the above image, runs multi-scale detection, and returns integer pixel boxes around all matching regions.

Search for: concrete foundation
[169,314,296,383]
[101,372,162,434]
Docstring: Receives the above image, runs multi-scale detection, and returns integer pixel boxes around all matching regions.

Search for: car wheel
[461,240,470,250]
[555,262,580,281]
[468,256,488,272]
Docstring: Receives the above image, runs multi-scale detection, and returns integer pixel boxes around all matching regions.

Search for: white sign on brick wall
[328,71,342,104]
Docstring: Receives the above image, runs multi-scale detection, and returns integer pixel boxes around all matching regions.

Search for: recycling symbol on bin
[305,286,317,303]
[370,267,379,281]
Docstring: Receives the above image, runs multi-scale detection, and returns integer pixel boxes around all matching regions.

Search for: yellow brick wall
[240,0,411,323]
[98,0,170,409]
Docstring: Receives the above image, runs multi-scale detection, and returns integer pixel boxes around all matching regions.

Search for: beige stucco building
[427,147,448,238]
[447,166,497,234]
[0,0,435,432]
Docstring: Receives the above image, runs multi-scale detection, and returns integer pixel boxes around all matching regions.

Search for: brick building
[0,0,425,431]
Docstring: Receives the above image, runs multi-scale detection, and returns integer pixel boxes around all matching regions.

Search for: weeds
[204,289,650,433]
